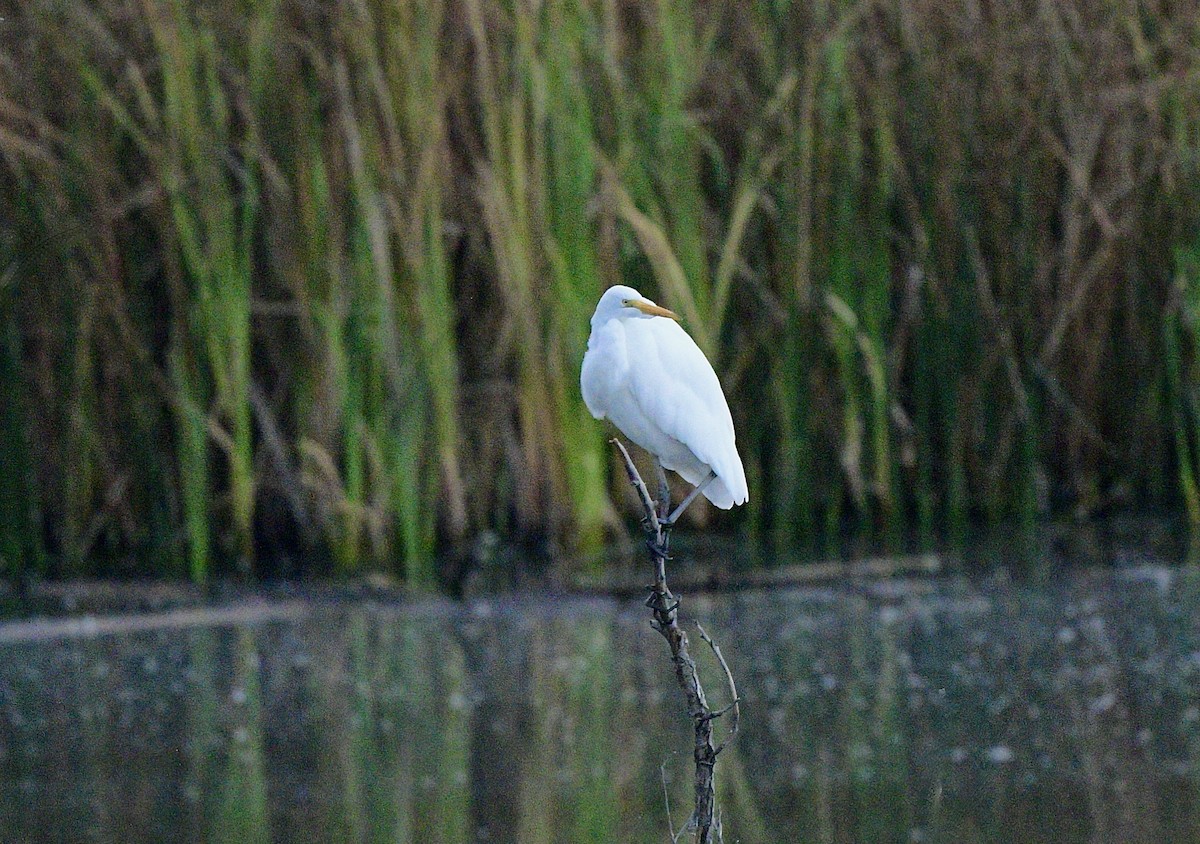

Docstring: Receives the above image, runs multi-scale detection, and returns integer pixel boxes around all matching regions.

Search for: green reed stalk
[812,29,900,545]
[79,0,279,576]
[170,346,212,582]
[603,0,718,352]
[154,0,260,570]
[643,0,712,334]
[770,317,816,552]
[469,0,617,544]
[1165,68,1200,537]
[541,0,614,553]
[332,0,459,583]
[386,0,469,547]
[282,87,373,575]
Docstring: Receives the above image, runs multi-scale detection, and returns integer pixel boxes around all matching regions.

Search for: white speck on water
[230,687,247,705]
[986,745,1015,764]
[879,606,902,625]
[448,691,468,711]
[1088,691,1117,715]
[233,727,249,744]
[768,706,786,737]
[1056,627,1077,645]
[950,747,967,764]
[1183,706,1199,723]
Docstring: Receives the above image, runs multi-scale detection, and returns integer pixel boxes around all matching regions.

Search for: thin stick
[696,622,741,755]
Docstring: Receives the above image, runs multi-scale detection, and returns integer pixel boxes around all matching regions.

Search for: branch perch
[611,438,740,844]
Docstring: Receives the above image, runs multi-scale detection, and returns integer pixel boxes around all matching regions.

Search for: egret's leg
[655,460,671,523]
[663,471,717,528]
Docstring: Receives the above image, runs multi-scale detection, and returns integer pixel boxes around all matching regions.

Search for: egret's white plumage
[581,285,748,510]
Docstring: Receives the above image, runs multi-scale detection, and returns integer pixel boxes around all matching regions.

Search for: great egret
[581,285,748,525]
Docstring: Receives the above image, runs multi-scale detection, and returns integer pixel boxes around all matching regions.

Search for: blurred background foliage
[1,0,1199,585]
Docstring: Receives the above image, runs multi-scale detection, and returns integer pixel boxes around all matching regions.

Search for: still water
[1,569,1199,843]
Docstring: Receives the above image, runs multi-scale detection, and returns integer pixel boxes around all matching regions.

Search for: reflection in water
[1,570,1199,843]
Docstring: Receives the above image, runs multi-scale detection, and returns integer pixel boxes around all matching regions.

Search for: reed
[0,0,1198,582]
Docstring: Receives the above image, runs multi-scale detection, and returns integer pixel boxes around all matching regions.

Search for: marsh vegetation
[1,1,1198,582]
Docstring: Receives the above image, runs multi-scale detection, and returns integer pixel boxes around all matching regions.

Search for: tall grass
[0,0,1198,582]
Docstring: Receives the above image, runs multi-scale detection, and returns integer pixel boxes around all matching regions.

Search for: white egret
[581,285,748,525]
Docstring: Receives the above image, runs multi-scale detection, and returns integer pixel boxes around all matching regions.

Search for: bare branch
[608,437,740,844]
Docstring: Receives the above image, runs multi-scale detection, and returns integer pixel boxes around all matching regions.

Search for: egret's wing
[580,320,628,421]
[625,318,748,505]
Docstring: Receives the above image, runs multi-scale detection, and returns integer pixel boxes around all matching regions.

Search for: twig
[696,622,741,755]
[610,437,741,844]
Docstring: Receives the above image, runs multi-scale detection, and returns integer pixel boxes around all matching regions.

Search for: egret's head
[592,285,680,326]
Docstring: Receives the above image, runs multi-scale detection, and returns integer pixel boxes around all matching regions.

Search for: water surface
[2,569,1199,843]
